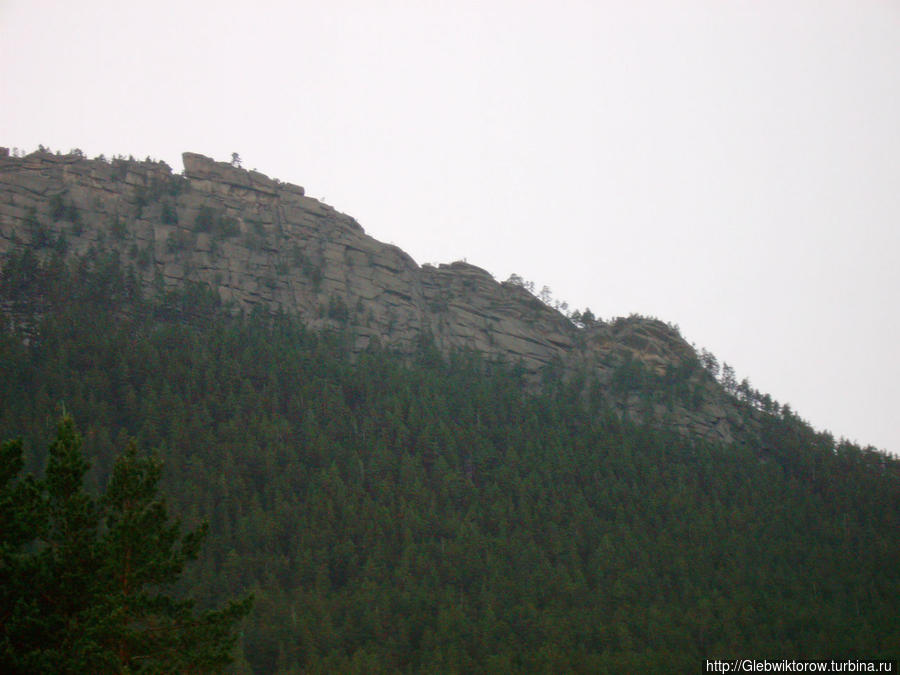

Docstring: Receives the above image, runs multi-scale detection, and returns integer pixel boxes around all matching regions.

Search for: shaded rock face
[0,149,754,444]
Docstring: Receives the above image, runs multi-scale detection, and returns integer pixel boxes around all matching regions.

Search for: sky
[2,1,898,455]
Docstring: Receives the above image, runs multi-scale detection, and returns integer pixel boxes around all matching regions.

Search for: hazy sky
[2,1,898,455]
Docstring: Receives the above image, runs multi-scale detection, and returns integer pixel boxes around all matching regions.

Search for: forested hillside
[0,149,761,446]
[1,248,897,672]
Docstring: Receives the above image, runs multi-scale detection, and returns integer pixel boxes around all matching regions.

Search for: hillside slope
[0,148,752,444]
[1,148,898,673]
[0,263,896,672]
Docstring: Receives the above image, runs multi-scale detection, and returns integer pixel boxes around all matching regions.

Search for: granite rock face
[0,149,756,444]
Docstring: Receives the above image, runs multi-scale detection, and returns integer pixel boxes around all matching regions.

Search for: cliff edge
[0,148,757,444]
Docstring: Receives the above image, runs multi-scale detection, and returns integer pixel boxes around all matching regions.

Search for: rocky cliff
[0,148,757,444]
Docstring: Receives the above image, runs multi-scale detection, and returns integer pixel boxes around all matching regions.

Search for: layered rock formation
[0,148,757,444]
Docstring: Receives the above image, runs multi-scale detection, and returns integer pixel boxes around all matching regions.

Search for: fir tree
[0,417,252,674]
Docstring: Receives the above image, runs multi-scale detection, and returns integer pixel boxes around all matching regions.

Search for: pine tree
[0,416,252,674]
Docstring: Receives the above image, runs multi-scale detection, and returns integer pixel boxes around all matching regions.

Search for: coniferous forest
[1,249,898,672]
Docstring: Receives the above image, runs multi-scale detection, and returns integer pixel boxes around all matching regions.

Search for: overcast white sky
[2,1,898,455]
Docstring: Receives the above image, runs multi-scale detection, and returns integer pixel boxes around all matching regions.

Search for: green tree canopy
[0,416,252,674]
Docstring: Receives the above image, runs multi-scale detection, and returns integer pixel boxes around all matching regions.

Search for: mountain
[1,147,898,672]
[0,147,756,445]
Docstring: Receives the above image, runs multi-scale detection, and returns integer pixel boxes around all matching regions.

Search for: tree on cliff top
[0,416,252,674]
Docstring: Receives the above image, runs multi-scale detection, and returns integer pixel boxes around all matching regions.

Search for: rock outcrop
[0,149,757,444]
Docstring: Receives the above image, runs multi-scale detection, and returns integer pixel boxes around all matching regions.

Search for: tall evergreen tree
[0,416,252,674]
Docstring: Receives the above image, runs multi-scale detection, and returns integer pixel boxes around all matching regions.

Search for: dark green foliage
[160,200,178,225]
[611,353,652,394]
[195,205,239,238]
[0,440,44,662]
[327,295,350,323]
[48,193,65,220]
[166,228,194,253]
[0,248,39,301]
[122,165,186,216]
[194,205,215,232]
[217,215,239,238]
[0,251,898,672]
[133,185,149,217]
[0,417,252,673]
[110,159,129,182]
[290,244,324,289]
[49,193,80,225]
[148,173,188,200]
[23,207,55,249]
[244,219,268,250]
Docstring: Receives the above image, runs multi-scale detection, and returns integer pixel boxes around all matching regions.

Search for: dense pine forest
[1,248,898,672]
